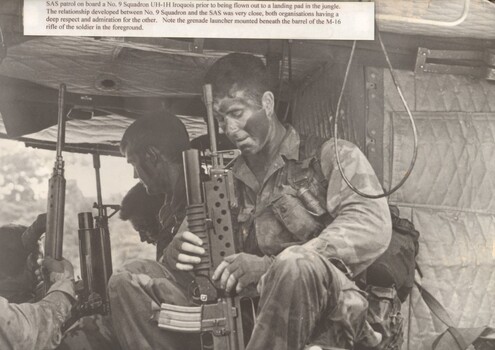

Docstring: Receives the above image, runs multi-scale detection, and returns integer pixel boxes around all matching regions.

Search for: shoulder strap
[415,281,491,350]
[414,282,455,328]
[300,137,490,350]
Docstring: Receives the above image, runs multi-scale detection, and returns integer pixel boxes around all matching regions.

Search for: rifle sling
[415,281,490,350]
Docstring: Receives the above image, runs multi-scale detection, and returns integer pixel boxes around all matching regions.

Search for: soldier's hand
[162,231,206,271]
[212,253,273,294]
[22,213,47,251]
[32,213,47,236]
[41,257,74,284]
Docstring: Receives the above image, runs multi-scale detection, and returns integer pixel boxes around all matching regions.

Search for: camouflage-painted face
[130,216,160,245]
[212,89,270,156]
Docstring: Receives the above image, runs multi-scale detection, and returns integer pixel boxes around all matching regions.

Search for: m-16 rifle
[158,84,246,350]
[34,84,116,325]
[72,153,118,320]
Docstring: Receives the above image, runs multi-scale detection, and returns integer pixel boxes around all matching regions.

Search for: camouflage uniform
[156,196,186,261]
[57,314,121,350]
[70,197,188,350]
[108,126,391,350]
[0,280,74,350]
[108,197,200,350]
[233,126,391,349]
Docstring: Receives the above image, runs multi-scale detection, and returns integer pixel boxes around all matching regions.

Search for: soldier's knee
[271,246,318,281]
[114,258,152,274]
[108,271,132,295]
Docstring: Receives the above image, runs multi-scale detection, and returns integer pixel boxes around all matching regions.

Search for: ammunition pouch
[356,286,404,350]
[282,154,420,350]
[271,192,323,242]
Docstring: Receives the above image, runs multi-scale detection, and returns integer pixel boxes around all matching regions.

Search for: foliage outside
[0,140,155,276]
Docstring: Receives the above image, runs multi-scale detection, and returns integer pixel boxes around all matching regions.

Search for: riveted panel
[365,67,385,183]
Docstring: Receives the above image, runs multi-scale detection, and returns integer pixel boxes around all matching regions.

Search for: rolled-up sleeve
[303,139,392,276]
[0,279,74,350]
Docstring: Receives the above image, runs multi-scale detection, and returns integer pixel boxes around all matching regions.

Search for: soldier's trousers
[108,245,373,350]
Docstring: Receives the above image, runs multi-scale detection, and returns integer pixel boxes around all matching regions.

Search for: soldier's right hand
[162,231,206,271]
[41,257,74,284]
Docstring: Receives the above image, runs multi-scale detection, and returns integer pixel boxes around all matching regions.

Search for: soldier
[167,53,392,349]
[0,216,76,350]
[109,54,392,350]
[108,113,201,349]
[119,113,190,260]
[120,182,165,255]
[0,214,46,303]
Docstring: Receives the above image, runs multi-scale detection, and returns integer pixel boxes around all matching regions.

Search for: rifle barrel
[45,83,67,260]
[56,84,66,160]
[203,84,220,168]
[183,149,203,205]
[93,154,104,217]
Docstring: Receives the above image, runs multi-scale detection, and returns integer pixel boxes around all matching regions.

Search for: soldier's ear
[261,91,275,118]
[145,146,161,165]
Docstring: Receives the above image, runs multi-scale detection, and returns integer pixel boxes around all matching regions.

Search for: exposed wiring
[333,31,418,199]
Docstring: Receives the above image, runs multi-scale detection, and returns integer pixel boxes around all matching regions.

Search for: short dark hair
[0,224,29,277]
[120,113,190,162]
[204,53,272,104]
[120,182,164,224]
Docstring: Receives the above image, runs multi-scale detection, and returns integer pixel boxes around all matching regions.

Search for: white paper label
[24,1,374,40]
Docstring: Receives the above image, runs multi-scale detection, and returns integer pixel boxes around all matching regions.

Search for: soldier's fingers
[212,261,229,281]
[221,263,242,290]
[181,242,205,255]
[181,231,204,246]
[235,281,244,294]
[177,253,201,265]
[225,272,240,293]
[223,254,237,263]
[220,266,232,289]
[176,262,194,271]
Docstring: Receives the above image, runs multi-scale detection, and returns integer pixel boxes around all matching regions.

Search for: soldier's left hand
[32,213,47,236]
[212,253,273,293]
